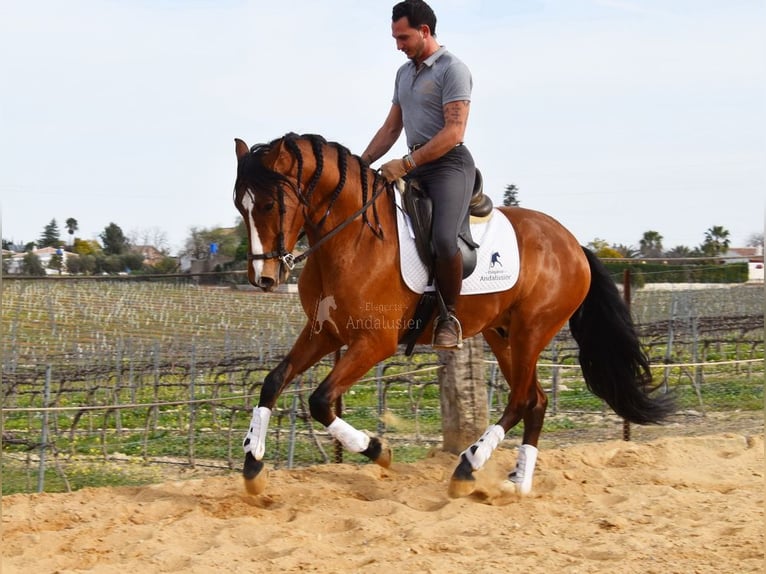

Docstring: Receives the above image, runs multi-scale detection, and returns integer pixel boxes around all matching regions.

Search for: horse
[232,132,673,498]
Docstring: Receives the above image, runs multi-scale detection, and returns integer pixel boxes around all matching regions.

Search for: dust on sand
[2,433,763,573]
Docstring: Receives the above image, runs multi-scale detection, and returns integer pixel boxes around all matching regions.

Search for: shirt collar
[422,45,446,67]
[409,45,446,71]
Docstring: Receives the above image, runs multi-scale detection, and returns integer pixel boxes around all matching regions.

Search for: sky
[1,0,764,255]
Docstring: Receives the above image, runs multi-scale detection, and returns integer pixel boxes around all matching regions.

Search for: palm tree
[639,230,664,258]
[613,244,639,258]
[665,245,692,259]
[65,218,79,246]
[701,225,731,257]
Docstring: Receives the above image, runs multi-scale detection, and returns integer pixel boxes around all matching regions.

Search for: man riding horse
[362,0,474,350]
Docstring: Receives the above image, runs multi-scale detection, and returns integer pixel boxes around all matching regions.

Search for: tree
[21,252,46,276]
[502,184,520,207]
[95,254,124,274]
[665,245,692,259]
[182,226,241,259]
[613,244,639,258]
[700,225,730,257]
[639,230,664,258]
[48,251,64,274]
[73,238,102,256]
[67,254,96,275]
[598,246,624,258]
[152,256,180,274]
[586,238,609,252]
[746,232,764,249]
[121,252,145,272]
[128,226,170,255]
[100,223,130,255]
[65,218,79,245]
[585,238,622,258]
[39,219,61,248]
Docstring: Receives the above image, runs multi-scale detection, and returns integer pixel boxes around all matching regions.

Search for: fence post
[622,269,631,442]
[188,342,196,467]
[376,363,385,435]
[550,346,560,416]
[38,365,52,493]
[333,350,343,463]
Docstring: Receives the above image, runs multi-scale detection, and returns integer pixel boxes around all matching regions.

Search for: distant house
[5,246,79,275]
[723,246,764,283]
[132,245,165,267]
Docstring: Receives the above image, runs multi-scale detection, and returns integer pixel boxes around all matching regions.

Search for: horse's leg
[307,338,397,468]
[243,324,340,494]
[449,326,547,498]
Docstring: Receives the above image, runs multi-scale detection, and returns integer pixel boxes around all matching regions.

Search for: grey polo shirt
[393,46,472,149]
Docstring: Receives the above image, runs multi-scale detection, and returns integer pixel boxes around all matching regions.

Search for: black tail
[569,248,674,424]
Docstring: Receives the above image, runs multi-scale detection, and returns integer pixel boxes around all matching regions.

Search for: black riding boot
[433,251,463,350]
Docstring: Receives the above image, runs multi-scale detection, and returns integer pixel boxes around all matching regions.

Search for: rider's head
[392,0,437,38]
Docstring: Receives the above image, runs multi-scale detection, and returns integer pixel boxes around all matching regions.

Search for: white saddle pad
[394,189,520,295]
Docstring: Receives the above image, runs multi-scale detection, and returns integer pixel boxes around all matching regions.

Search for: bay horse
[233,132,673,498]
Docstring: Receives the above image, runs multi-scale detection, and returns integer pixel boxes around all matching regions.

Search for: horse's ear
[234,138,249,160]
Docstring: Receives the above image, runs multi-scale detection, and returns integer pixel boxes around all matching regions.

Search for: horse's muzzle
[250,259,289,292]
[255,276,277,292]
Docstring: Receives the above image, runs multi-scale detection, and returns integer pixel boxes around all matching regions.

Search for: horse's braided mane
[239,132,384,237]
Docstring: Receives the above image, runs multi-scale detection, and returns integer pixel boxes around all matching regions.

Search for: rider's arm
[410,100,470,167]
[361,103,404,165]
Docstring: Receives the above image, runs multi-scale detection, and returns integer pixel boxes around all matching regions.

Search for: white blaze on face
[241,190,264,282]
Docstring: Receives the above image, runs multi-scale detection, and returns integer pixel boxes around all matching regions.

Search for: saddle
[401,168,493,279]
[398,169,493,354]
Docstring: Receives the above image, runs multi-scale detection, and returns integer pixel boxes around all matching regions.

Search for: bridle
[245,164,389,273]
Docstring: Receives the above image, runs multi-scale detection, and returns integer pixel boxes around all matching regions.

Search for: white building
[5,246,79,275]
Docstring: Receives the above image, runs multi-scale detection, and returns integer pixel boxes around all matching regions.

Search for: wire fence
[1,278,763,494]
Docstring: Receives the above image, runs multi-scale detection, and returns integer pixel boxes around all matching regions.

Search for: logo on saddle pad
[480,249,514,283]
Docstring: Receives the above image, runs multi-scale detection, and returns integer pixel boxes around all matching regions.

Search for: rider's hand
[380,158,408,182]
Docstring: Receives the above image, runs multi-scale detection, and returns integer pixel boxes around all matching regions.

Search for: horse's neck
[305,176,396,251]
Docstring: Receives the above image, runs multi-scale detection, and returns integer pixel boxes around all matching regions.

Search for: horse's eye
[259,201,275,214]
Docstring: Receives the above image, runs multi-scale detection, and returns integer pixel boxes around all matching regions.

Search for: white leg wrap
[509,444,538,495]
[462,424,506,471]
[242,406,271,459]
[327,417,370,453]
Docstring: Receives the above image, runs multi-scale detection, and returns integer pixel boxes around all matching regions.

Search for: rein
[248,171,390,271]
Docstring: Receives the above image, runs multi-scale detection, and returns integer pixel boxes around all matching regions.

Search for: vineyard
[1,278,763,494]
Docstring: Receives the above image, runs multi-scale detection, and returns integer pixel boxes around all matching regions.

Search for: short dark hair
[392,0,437,37]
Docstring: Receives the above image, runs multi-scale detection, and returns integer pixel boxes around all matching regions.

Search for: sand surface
[2,433,763,573]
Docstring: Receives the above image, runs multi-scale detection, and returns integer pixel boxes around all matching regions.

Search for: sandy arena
[2,431,763,573]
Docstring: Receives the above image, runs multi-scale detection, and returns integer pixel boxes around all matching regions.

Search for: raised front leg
[243,324,340,495]
[307,338,397,469]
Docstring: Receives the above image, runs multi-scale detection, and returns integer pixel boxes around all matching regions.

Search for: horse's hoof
[243,453,267,496]
[362,437,393,469]
[448,476,476,498]
[500,480,521,496]
[501,479,532,497]
[375,445,393,468]
[448,454,476,498]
